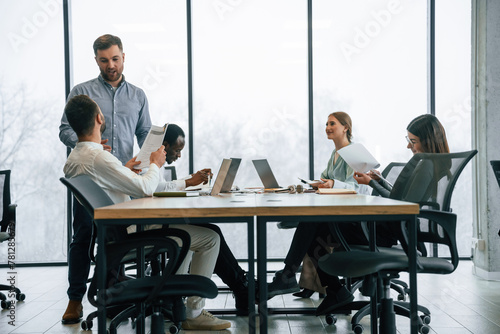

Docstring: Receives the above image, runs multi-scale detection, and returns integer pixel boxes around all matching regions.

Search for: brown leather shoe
[61,300,83,324]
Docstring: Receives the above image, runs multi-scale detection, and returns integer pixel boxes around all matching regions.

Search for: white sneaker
[182,309,231,330]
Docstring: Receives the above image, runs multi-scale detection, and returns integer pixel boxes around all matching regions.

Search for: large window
[192,0,309,186]
[0,1,66,263]
[191,0,309,259]
[313,0,427,176]
[435,0,472,255]
[71,0,189,176]
[0,1,474,264]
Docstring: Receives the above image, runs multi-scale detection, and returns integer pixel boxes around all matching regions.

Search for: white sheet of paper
[337,143,380,173]
[134,124,167,169]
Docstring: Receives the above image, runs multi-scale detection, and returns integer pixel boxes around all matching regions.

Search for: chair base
[82,298,186,334]
[0,286,26,310]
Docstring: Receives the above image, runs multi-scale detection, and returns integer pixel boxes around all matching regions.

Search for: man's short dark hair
[163,124,185,146]
[93,34,123,55]
[65,95,100,137]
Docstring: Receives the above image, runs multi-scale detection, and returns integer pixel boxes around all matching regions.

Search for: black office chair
[491,160,500,187]
[321,150,477,334]
[60,175,218,334]
[370,162,407,197]
[491,160,500,237]
[0,170,26,309]
[320,209,459,334]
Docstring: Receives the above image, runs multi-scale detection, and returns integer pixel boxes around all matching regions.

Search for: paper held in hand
[134,124,168,169]
[337,143,380,173]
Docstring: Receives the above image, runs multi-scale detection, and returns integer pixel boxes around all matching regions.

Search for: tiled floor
[0,260,499,333]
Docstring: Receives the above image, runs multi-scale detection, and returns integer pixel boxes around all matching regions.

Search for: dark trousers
[283,222,351,292]
[305,221,398,292]
[67,197,93,301]
[284,222,331,272]
[195,223,246,290]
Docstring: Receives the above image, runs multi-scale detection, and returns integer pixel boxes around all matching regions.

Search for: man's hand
[101,139,111,152]
[125,157,142,174]
[150,145,166,168]
[186,168,212,187]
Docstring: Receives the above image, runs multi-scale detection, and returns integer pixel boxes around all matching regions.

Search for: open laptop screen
[220,158,241,193]
[252,159,280,189]
[210,159,233,196]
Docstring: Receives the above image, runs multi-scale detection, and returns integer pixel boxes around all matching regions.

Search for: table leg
[248,217,256,334]
[137,237,145,334]
[368,221,379,334]
[257,217,267,334]
[408,216,418,334]
[97,222,107,334]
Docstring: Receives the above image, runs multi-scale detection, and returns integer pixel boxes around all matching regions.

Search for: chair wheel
[16,293,26,302]
[419,324,430,334]
[169,324,180,334]
[420,314,431,324]
[325,314,337,325]
[353,323,364,334]
[81,320,93,330]
[1,300,12,309]
[397,294,406,301]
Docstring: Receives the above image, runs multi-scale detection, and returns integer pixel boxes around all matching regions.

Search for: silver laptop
[220,158,241,193]
[210,159,233,196]
[252,159,281,189]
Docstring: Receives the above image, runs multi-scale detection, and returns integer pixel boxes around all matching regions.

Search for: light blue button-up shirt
[59,75,152,165]
[321,145,370,194]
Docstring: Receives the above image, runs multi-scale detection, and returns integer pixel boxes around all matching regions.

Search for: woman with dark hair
[406,114,450,154]
[354,114,450,198]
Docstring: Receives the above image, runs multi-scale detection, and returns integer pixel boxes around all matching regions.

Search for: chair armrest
[418,209,457,240]
[4,204,16,234]
[417,209,458,268]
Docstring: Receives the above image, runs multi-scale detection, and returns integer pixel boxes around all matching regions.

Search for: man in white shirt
[63,95,231,331]
[156,124,253,316]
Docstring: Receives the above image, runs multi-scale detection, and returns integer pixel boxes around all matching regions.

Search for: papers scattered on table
[153,191,200,197]
[134,124,168,169]
[337,143,380,173]
[316,188,357,195]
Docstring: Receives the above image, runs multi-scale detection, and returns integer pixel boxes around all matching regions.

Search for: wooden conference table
[94,192,420,334]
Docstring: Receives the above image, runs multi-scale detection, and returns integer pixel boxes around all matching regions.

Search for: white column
[471,0,500,280]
